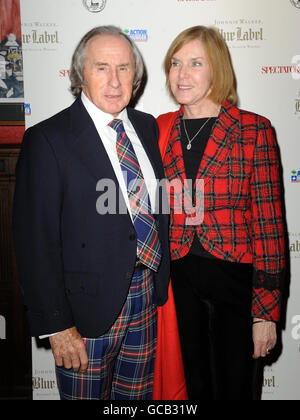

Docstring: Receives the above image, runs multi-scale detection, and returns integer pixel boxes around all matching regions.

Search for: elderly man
[13,26,170,400]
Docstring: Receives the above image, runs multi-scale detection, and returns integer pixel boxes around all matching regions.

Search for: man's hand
[252,318,277,359]
[49,327,88,372]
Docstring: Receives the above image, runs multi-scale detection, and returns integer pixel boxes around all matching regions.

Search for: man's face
[81,34,135,116]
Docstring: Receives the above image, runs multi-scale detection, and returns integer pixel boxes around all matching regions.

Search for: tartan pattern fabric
[56,267,157,400]
[159,101,285,321]
[109,119,162,272]
[252,288,281,320]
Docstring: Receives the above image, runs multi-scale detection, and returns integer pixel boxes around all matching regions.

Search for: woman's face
[169,38,212,111]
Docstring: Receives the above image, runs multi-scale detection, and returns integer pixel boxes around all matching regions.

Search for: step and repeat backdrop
[20,0,300,400]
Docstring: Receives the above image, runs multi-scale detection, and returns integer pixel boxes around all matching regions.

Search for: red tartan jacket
[157,101,285,321]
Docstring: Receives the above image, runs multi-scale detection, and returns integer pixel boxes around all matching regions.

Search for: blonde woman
[156,26,285,400]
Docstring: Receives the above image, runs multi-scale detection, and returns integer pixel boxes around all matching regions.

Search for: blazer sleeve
[250,117,285,321]
[13,126,74,336]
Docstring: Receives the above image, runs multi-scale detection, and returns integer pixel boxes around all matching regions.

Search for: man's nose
[109,69,121,88]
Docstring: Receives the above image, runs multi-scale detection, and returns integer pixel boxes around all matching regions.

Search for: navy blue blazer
[13,98,170,338]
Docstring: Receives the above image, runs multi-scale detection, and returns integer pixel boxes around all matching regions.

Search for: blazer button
[129,233,136,241]
[53,310,60,317]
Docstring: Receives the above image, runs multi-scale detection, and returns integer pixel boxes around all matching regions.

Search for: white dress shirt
[81,92,158,217]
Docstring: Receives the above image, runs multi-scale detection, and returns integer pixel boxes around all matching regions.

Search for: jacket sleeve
[250,117,285,321]
[13,126,74,336]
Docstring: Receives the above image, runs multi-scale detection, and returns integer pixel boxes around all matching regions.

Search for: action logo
[291,170,300,182]
[124,29,148,42]
[24,103,31,116]
[290,0,300,8]
[83,0,107,13]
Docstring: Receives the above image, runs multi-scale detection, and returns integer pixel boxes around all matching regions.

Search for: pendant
[187,143,191,150]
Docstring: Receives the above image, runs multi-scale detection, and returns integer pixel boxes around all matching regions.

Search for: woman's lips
[177,85,192,90]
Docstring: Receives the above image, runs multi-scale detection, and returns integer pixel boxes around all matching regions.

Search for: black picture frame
[0,102,24,125]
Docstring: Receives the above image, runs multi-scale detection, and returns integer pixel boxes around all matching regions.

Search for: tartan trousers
[55,267,157,400]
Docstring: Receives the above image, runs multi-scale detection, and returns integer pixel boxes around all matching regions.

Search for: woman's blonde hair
[164,25,238,106]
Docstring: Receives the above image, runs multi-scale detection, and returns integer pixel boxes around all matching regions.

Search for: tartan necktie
[108,118,162,272]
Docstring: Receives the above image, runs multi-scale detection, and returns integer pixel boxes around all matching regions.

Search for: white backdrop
[20,0,300,400]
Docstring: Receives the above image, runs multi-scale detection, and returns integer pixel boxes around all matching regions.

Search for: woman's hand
[252,318,277,359]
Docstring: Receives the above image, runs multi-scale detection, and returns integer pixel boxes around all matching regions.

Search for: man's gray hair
[70,25,145,99]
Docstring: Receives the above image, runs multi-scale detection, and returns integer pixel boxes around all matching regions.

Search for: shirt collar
[81,91,129,129]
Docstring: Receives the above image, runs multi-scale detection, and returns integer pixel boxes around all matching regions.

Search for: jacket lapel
[68,98,120,185]
[196,101,240,184]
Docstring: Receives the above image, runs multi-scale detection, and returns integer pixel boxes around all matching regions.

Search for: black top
[180,117,217,258]
[180,117,216,184]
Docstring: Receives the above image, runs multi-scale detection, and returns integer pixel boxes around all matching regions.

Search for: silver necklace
[183,117,212,150]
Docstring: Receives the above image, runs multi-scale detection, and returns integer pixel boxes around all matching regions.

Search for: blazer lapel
[196,101,240,184]
[68,98,120,185]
